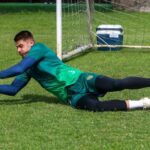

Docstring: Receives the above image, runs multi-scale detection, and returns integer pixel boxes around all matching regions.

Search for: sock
[127,100,143,110]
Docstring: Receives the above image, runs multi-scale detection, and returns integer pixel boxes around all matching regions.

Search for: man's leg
[95,76,150,93]
[76,94,150,112]
[76,94,127,111]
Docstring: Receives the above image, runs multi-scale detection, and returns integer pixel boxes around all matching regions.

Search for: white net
[61,0,92,59]
[93,0,150,49]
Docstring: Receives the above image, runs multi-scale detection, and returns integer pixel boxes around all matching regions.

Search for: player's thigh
[95,75,121,92]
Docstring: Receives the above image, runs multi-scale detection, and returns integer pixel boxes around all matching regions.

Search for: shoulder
[30,43,54,54]
[27,43,55,59]
[31,43,48,50]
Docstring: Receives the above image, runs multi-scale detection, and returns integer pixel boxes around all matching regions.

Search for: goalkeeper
[0,30,150,112]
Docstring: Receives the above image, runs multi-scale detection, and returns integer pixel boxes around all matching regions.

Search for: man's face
[15,39,34,57]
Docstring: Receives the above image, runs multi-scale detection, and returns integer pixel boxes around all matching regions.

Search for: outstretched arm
[0,56,37,79]
[0,78,29,96]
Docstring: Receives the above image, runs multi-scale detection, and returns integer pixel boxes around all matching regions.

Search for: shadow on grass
[0,94,62,105]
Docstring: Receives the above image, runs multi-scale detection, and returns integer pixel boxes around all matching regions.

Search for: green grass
[0,3,56,13]
[0,10,150,150]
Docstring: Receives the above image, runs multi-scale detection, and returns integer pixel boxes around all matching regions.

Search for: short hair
[14,30,34,42]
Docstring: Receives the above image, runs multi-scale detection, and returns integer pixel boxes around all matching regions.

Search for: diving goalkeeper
[0,30,150,112]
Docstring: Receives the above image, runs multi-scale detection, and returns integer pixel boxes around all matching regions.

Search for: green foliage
[0,11,150,150]
[0,3,56,13]
[0,3,112,13]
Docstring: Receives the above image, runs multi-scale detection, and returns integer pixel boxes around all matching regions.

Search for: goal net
[56,0,93,60]
[93,0,150,50]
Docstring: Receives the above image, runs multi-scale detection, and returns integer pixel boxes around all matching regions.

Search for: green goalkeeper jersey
[16,43,82,103]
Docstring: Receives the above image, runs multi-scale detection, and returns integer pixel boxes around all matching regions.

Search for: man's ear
[30,39,35,46]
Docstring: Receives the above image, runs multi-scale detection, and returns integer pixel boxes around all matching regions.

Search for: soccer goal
[56,0,94,60]
[56,0,150,58]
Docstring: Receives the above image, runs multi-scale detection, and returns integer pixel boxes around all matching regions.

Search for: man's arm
[0,56,37,79]
[0,78,29,96]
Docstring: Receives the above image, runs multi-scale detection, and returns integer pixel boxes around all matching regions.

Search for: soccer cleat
[140,97,150,109]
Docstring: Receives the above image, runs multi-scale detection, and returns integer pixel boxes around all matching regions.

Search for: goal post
[56,0,62,59]
[56,0,94,60]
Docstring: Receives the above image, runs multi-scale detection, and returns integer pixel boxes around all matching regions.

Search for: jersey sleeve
[0,56,36,79]
[0,72,31,96]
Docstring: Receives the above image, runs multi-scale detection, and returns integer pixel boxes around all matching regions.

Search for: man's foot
[140,97,150,109]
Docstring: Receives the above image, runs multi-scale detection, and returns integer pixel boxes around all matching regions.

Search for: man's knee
[76,95,105,112]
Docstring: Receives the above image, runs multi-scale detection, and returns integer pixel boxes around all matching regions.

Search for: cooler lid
[96,24,123,32]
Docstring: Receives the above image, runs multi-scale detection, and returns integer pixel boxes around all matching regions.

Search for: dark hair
[14,30,34,42]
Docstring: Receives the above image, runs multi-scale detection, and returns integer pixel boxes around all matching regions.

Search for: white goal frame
[56,0,93,61]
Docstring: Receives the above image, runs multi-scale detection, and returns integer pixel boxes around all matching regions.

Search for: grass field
[0,6,150,150]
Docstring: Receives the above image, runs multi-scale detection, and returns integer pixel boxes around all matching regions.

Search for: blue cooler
[96,25,123,51]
